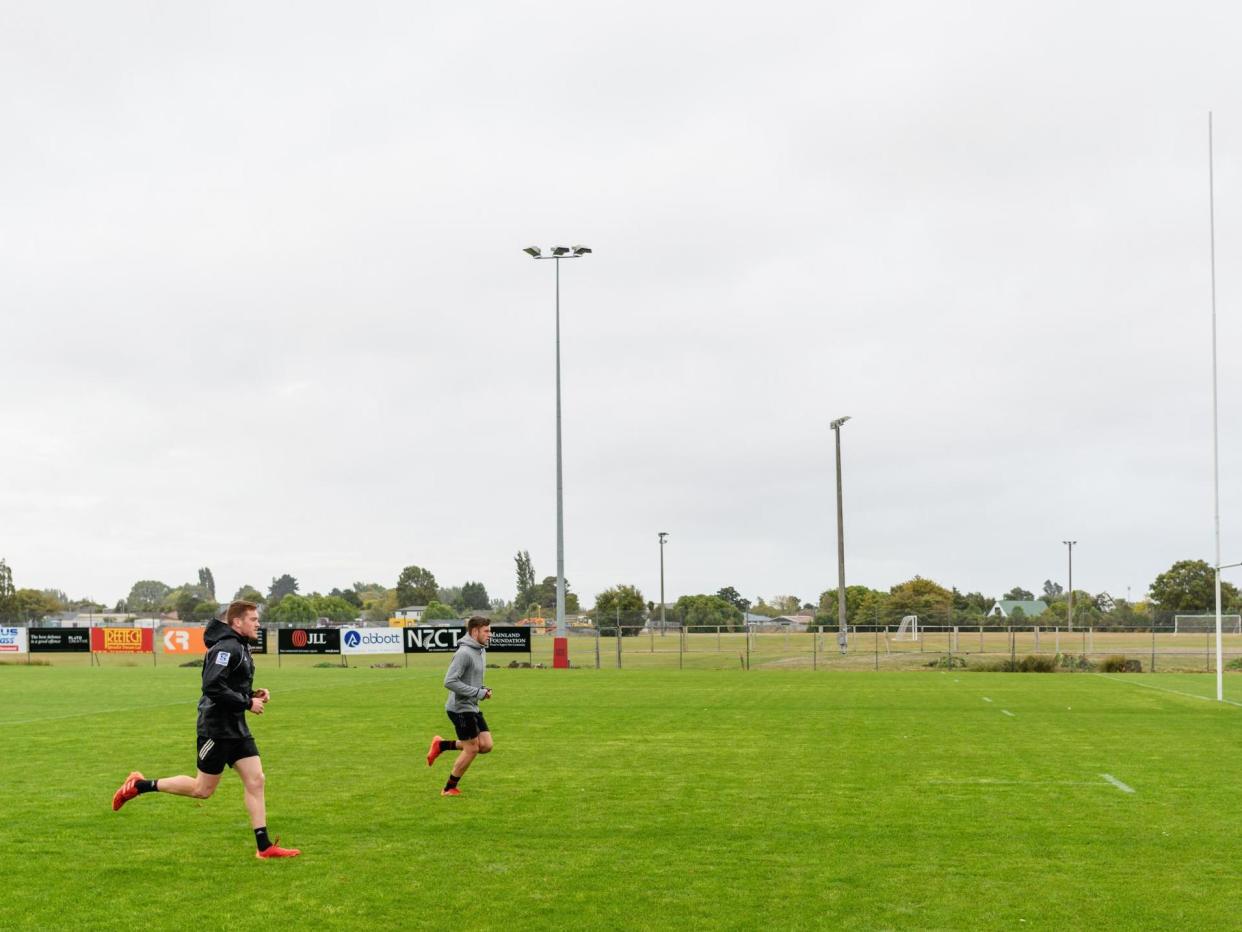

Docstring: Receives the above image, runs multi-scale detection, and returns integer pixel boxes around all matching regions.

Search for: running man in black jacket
[111,600,300,859]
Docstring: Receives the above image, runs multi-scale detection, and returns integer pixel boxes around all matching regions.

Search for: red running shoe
[441,787,461,797]
[111,771,144,811]
[256,842,301,859]
[427,735,444,767]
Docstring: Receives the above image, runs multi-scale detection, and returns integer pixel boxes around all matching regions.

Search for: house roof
[992,600,1048,617]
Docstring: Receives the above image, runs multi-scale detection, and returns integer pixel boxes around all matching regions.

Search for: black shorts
[196,735,260,775]
[447,710,489,741]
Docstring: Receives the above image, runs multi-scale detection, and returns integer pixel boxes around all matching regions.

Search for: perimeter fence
[4,622,1242,675]
[549,624,1242,673]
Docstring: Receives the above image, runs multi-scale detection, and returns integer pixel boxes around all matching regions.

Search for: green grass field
[2,662,1240,929]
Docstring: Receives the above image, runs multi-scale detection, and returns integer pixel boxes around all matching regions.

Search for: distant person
[425,616,493,796]
[111,600,301,859]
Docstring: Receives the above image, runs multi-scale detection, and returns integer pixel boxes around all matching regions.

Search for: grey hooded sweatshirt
[443,634,487,713]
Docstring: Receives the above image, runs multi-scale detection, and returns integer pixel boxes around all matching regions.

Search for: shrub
[1018,654,1058,673]
[926,655,967,669]
[1099,655,1142,673]
[1056,653,1095,671]
[969,655,1059,673]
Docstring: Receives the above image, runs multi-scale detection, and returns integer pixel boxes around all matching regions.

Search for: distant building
[393,605,427,622]
[988,600,1048,620]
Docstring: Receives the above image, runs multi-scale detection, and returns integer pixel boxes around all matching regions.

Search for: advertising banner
[160,627,206,655]
[251,627,268,655]
[90,627,154,653]
[487,626,533,653]
[403,626,532,654]
[29,628,91,653]
[277,627,340,655]
[0,627,28,653]
[341,627,405,655]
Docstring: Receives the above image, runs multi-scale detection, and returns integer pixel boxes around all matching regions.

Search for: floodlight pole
[1209,113,1225,701]
[524,245,592,669]
[1063,541,1076,631]
[658,532,668,634]
[831,416,851,654]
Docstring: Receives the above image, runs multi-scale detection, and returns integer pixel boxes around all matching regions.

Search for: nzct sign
[403,626,532,654]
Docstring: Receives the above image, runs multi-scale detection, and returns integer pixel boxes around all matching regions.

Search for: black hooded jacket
[196,619,255,739]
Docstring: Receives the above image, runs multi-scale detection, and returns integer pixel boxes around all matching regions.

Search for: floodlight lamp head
[523,246,542,257]
[658,531,668,542]
[572,245,592,255]
[550,246,570,256]
[830,416,851,430]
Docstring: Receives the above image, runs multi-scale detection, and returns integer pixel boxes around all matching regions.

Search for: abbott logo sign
[341,627,404,655]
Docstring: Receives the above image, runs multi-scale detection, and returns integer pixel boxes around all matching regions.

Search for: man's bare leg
[233,756,266,829]
[155,771,222,799]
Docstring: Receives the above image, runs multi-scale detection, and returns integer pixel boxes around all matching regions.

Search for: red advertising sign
[90,627,154,653]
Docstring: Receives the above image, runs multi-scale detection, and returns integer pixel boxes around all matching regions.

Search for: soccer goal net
[893,615,920,641]
[1173,614,1242,635]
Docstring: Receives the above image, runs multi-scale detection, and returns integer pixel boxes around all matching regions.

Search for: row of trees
[5,555,1239,628]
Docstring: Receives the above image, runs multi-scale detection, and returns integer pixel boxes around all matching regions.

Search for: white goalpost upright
[893,615,919,641]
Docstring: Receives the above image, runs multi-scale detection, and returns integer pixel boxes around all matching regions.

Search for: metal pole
[831,417,850,653]
[1063,541,1076,631]
[658,532,668,635]
[554,256,566,640]
[1210,113,1225,702]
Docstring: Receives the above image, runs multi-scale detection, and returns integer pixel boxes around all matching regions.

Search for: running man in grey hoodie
[425,616,493,796]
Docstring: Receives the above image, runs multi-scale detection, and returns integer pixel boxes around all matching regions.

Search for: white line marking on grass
[1001,709,1015,717]
[982,697,993,703]
[929,779,1101,787]
[1094,674,1242,707]
[1101,773,1135,794]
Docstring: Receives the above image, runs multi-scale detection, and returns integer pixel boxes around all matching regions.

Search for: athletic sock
[439,740,458,753]
[254,827,272,852]
[445,773,461,791]
[136,779,158,794]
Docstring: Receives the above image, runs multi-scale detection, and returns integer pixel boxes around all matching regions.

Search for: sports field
[2,662,1240,929]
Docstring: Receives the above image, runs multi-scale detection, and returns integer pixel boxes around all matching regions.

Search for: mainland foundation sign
[90,627,154,653]
[0,627,28,653]
[277,628,340,655]
[341,627,404,655]
[403,626,532,654]
[28,628,91,652]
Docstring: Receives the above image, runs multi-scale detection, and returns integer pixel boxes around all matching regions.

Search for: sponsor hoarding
[487,626,532,653]
[277,627,340,654]
[341,627,405,655]
[28,628,91,653]
[0,627,28,653]
[90,627,154,653]
[160,627,206,655]
[251,626,268,655]
[403,625,532,654]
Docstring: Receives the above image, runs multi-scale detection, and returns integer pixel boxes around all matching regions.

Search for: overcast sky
[4,2,1242,610]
